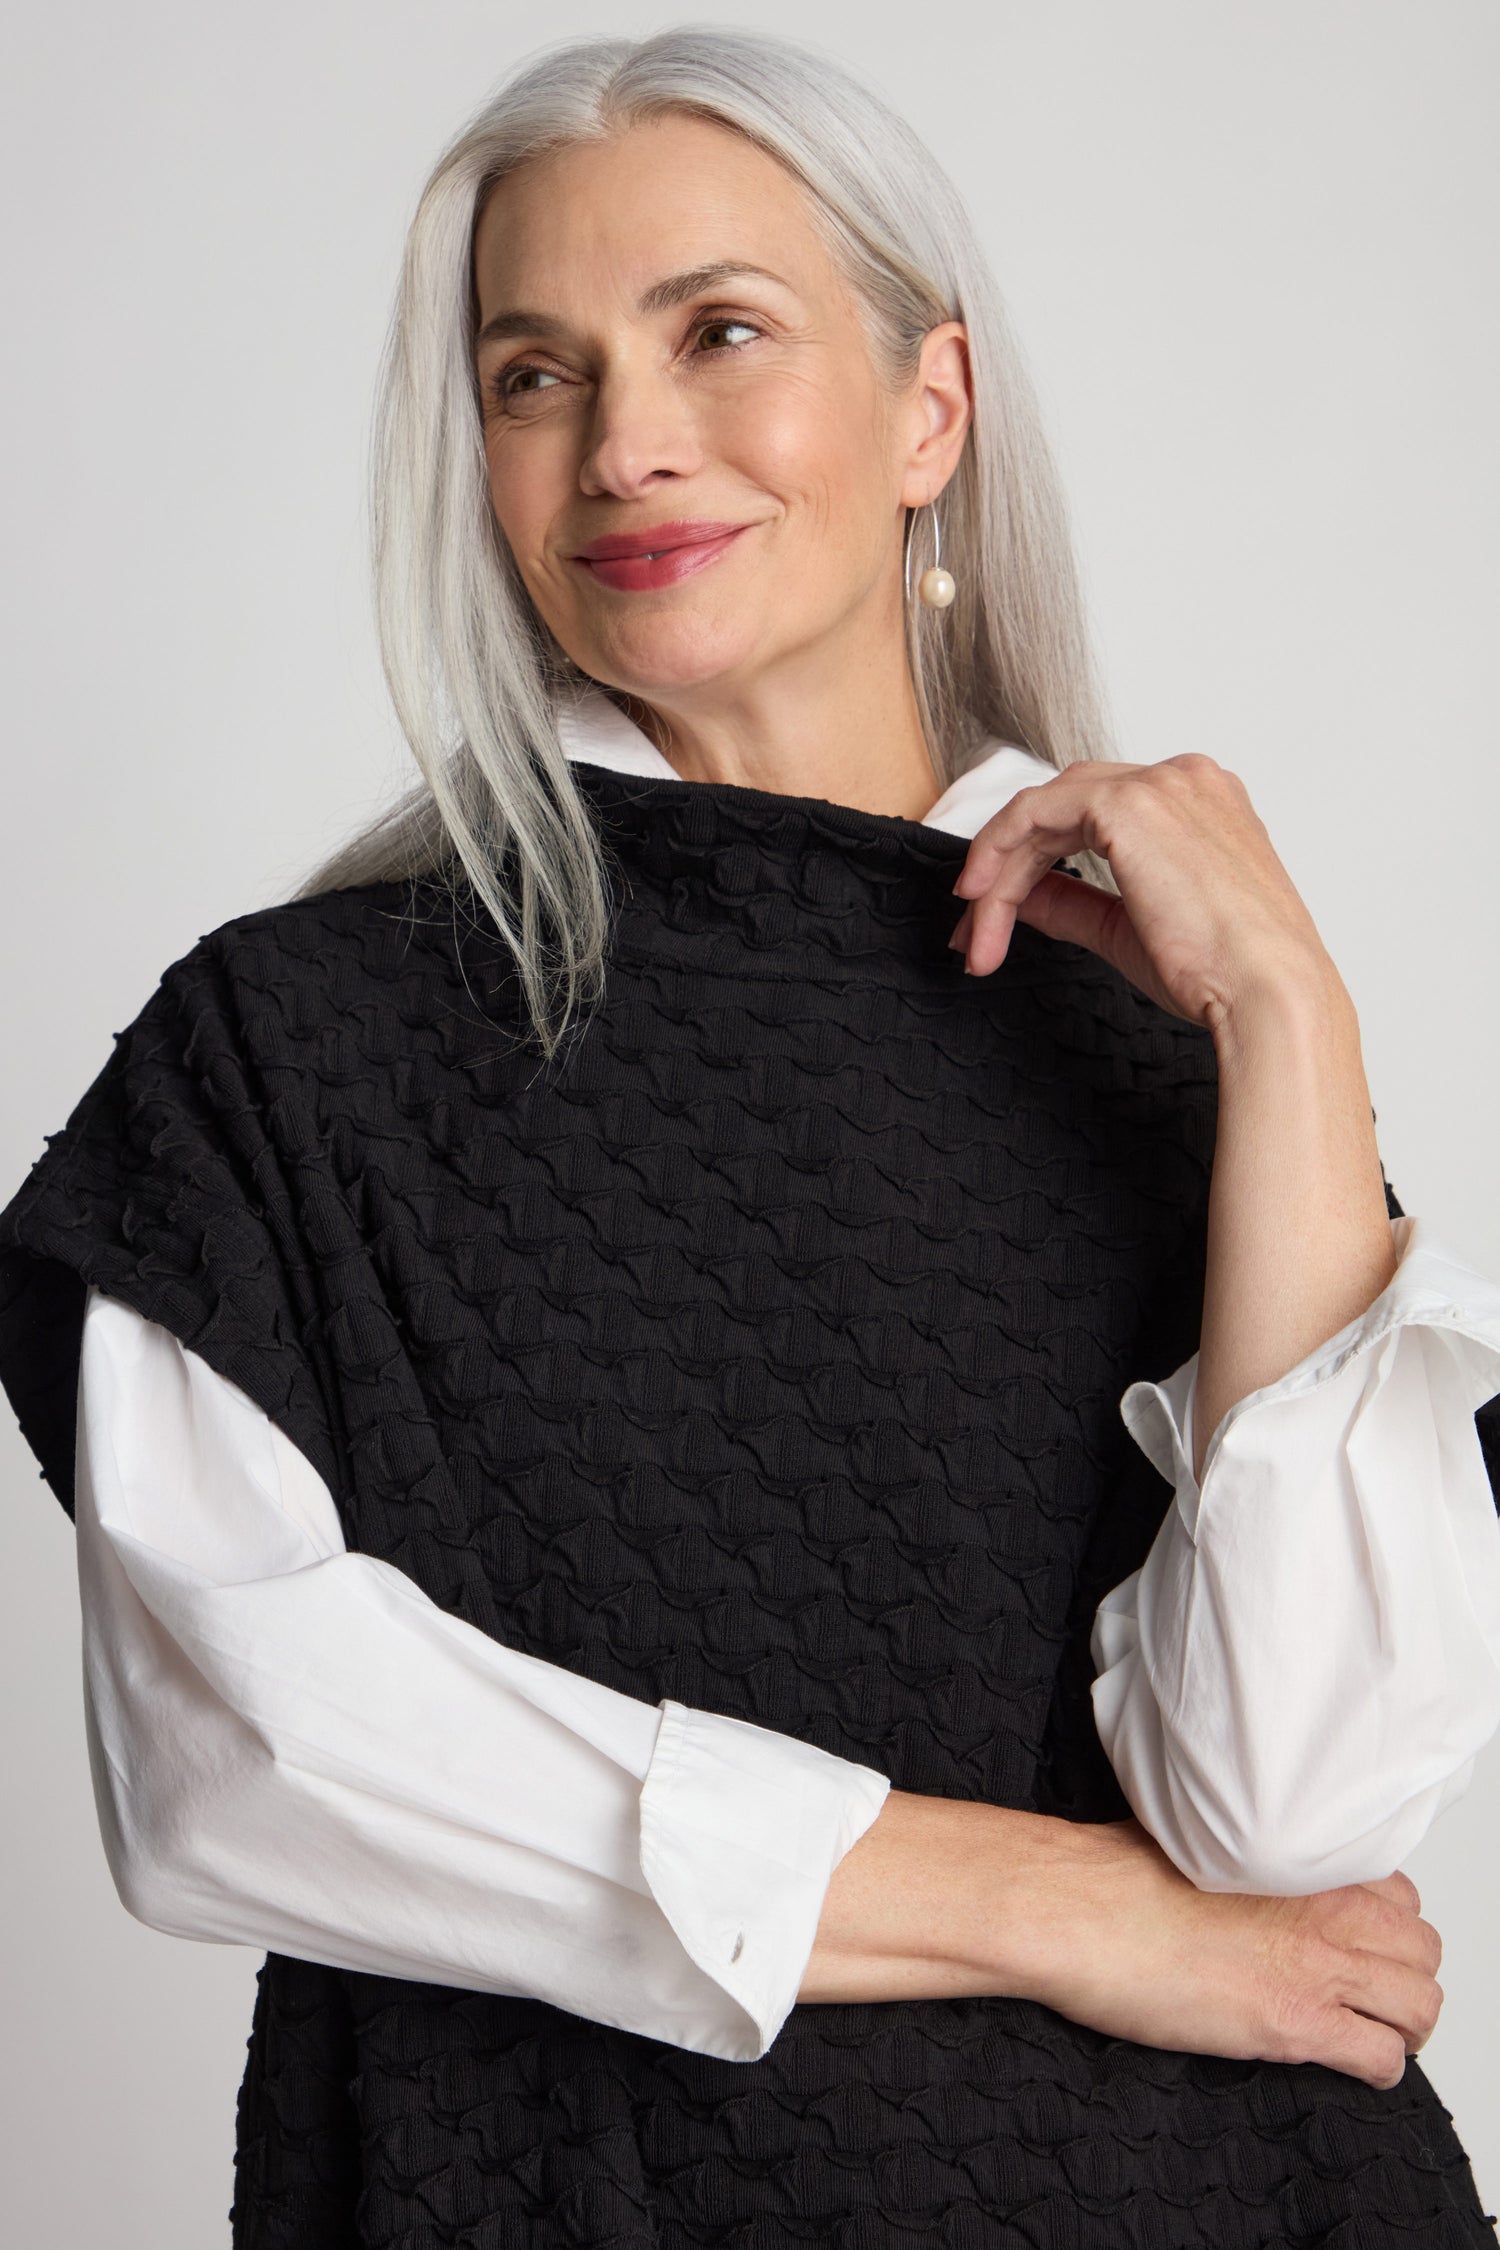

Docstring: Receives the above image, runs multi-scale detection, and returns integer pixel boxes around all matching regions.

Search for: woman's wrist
[1202,940,1353,1069]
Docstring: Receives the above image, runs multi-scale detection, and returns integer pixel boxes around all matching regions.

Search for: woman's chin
[574,623,766,702]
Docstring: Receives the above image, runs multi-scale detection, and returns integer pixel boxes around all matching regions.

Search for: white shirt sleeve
[1091,1214,1500,1894]
[73,1284,890,2064]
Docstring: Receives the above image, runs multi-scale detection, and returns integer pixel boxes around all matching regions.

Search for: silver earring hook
[903,500,941,605]
[904,501,940,607]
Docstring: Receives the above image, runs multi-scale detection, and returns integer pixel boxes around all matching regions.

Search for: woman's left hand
[949,753,1339,1025]
[955,750,1397,1485]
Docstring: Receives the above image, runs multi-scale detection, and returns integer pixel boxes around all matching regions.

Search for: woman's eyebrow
[475,262,794,348]
[637,261,793,314]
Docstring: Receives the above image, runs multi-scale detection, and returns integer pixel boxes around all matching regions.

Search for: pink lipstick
[571,520,751,592]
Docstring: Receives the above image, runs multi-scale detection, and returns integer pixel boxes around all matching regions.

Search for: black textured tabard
[1,764,1494,2247]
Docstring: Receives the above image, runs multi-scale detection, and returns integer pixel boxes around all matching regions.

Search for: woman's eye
[497,366,561,402]
[696,319,760,353]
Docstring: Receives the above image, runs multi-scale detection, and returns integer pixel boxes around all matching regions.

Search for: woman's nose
[579,365,705,498]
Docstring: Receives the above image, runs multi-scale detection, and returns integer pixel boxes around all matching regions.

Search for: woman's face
[472,113,968,705]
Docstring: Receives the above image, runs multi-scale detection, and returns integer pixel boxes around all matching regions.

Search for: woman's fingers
[1300,2005,1413,2092]
[952,770,1119,904]
[946,871,1115,981]
[1268,1883,1446,2083]
[944,753,1332,1020]
[950,793,1093,974]
[1359,1869,1423,1917]
[1014,869,1124,957]
[1335,1951,1445,2054]
[963,886,1020,976]
[1312,1877,1442,1974]
[950,865,1173,1009]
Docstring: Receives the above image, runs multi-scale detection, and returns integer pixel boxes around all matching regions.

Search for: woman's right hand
[797,1790,1444,2091]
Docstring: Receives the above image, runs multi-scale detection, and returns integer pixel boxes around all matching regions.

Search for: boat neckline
[568,756,981,856]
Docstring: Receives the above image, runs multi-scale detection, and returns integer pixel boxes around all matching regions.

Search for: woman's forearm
[797,1790,1104,2005]
[1194,963,1397,1483]
[796,1788,1443,2092]
[949,756,1402,1489]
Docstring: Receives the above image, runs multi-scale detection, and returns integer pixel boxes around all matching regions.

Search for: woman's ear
[899,322,973,508]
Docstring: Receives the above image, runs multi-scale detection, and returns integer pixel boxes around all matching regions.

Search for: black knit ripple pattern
[1,766,1493,2246]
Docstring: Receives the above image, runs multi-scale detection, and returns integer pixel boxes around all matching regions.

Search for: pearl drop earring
[904,500,957,611]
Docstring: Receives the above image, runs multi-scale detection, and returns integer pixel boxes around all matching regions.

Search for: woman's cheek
[485,473,567,610]
[715,369,840,486]
[740,395,888,562]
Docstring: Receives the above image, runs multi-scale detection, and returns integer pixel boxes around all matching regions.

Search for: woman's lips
[573,524,750,592]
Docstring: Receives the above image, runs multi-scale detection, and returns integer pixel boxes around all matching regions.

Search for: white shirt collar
[554,681,1055,841]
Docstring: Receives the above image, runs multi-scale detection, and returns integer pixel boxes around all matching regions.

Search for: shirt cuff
[637,1701,891,2060]
[1120,1214,1500,1542]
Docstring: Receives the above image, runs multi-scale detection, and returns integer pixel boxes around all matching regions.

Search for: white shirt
[70,684,1500,2066]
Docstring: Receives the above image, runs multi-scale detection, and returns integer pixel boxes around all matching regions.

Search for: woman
[3,24,1500,2246]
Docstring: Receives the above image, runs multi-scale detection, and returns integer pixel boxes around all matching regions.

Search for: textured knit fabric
[1,763,1495,2247]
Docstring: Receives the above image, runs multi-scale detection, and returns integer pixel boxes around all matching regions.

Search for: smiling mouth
[571,523,752,591]
[573,521,751,563]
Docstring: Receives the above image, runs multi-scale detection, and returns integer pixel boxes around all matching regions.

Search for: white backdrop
[2,3,1497,2240]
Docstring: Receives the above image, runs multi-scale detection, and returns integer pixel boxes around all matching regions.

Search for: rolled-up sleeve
[75,1286,889,2061]
[1090,1215,1500,1893]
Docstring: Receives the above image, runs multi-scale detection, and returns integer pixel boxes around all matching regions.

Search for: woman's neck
[612,616,944,822]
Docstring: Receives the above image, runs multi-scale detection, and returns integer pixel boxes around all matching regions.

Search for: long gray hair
[299,24,1115,1055]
